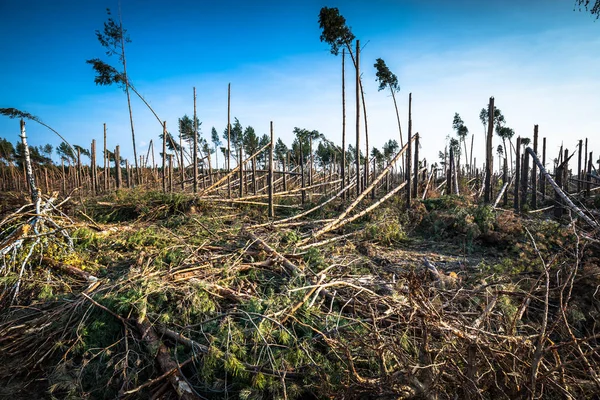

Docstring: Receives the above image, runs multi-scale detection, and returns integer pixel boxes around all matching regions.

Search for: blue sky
[1,0,599,169]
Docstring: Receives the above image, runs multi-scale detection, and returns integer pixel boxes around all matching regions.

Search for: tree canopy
[374,58,399,93]
[86,9,130,90]
[575,0,600,17]
[318,7,355,56]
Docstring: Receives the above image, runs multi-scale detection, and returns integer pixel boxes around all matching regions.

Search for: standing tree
[452,113,469,168]
[211,127,221,169]
[374,58,403,147]
[86,8,138,173]
[319,7,370,194]
[274,138,289,167]
[57,142,76,165]
[42,144,53,161]
[0,138,15,165]
[179,114,201,157]
[223,118,243,165]
[497,144,504,172]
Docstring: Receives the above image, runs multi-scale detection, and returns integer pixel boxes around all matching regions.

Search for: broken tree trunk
[484,97,494,203]
[526,147,598,229]
[302,135,416,245]
[136,317,196,400]
[19,119,38,205]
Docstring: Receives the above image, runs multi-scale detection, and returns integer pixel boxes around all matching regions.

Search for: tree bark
[514,137,521,212]
[268,121,274,218]
[531,125,538,209]
[355,40,361,197]
[19,119,38,204]
[341,49,347,200]
[162,121,167,193]
[484,97,494,203]
[406,93,412,206]
[526,147,598,229]
[227,83,232,198]
[193,87,198,193]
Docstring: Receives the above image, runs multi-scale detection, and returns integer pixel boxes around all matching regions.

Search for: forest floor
[1,189,599,399]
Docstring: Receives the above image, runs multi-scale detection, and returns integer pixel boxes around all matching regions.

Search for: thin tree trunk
[118,8,138,178]
[531,125,538,209]
[355,39,361,197]
[341,49,346,200]
[406,93,412,206]
[469,133,474,176]
[103,123,108,192]
[521,148,529,209]
[227,83,232,198]
[193,87,198,193]
[115,145,122,190]
[300,140,305,205]
[91,139,97,195]
[168,154,173,193]
[413,133,419,198]
[268,121,274,218]
[541,137,546,201]
[514,137,521,212]
[179,126,185,191]
[484,97,494,203]
[19,119,38,204]
[162,121,167,193]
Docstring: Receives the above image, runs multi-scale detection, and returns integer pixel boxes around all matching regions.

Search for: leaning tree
[86,8,138,172]
[374,58,404,148]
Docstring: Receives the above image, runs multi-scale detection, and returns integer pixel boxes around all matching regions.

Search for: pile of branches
[1,198,599,400]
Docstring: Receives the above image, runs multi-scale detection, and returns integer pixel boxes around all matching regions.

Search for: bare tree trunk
[300,140,305,205]
[227,83,232,199]
[520,147,529,209]
[341,49,346,200]
[168,154,173,193]
[283,153,288,192]
[19,119,38,204]
[103,123,108,192]
[484,97,494,203]
[531,125,538,209]
[541,137,546,201]
[239,146,243,198]
[355,39,361,197]
[406,93,412,206]
[268,121,274,218]
[179,126,185,191]
[118,8,138,179]
[193,87,198,193]
[586,151,593,198]
[91,139,97,195]
[115,145,122,190]
[514,137,521,212]
[413,132,419,198]
[363,89,369,194]
[162,121,167,193]
[469,133,474,176]
[503,157,508,206]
